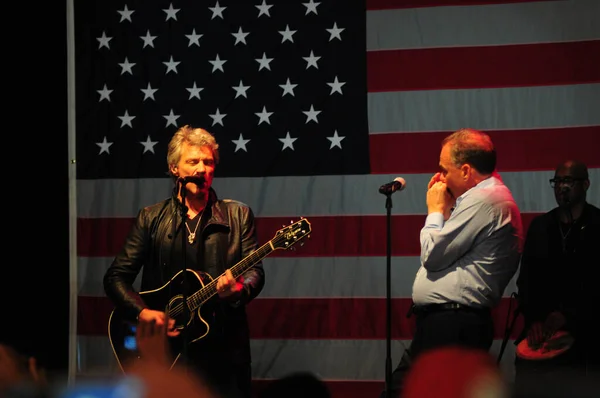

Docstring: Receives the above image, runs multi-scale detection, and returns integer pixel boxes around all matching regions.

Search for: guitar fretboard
[186,241,273,311]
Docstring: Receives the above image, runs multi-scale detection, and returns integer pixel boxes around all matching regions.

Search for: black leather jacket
[103,188,265,363]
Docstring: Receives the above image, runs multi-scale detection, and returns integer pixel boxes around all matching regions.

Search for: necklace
[185,208,205,244]
[558,219,576,253]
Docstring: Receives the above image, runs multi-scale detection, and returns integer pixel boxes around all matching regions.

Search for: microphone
[179,176,205,185]
[379,177,406,195]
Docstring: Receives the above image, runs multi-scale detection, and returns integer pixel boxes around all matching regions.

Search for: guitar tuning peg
[290,219,294,224]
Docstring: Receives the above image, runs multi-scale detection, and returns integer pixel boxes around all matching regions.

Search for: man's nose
[194,163,206,174]
[558,185,571,196]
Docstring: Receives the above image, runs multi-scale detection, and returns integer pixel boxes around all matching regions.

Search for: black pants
[380,307,494,398]
[183,343,252,398]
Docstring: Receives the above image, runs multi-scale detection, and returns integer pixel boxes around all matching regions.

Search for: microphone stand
[177,180,190,369]
[383,191,393,398]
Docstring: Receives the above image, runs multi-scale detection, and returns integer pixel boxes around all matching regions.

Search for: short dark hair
[442,128,496,174]
[555,159,589,180]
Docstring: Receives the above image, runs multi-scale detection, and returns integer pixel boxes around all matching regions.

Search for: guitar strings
[166,240,276,318]
[166,224,306,318]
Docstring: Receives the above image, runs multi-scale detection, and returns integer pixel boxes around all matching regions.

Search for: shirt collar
[455,175,498,207]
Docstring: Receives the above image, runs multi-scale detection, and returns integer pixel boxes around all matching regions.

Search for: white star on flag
[279,78,297,97]
[117,5,134,22]
[233,81,250,98]
[255,106,274,125]
[141,83,158,101]
[326,22,344,41]
[140,136,159,154]
[279,132,297,151]
[163,3,180,21]
[95,137,113,155]
[303,105,321,123]
[303,0,320,15]
[186,29,203,47]
[118,57,135,75]
[163,56,180,74]
[256,53,274,71]
[232,27,249,45]
[209,1,226,19]
[232,134,251,152]
[279,25,296,43]
[327,76,346,95]
[186,82,204,100]
[97,31,112,49]
[209,54,227,73]
[140,30,157,48]
[256,0,273,17]
[303,51,321,69]
[209,108,227,126]
[327,130,345,149]
[163,109,180,127]
[97,84,112,102]
[118,110,135,128]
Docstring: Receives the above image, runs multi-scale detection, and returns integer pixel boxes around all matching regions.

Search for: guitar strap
[155,197,176,288]
[163,194,186,303]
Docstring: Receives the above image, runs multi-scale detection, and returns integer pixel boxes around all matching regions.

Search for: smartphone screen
[124,324,137,351]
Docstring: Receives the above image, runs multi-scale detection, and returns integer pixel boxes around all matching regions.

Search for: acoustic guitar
[108,218,311,372]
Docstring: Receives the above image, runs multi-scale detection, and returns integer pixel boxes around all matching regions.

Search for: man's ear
[170,165,178,176]
[461,163,471,180]
[583,179,590,192]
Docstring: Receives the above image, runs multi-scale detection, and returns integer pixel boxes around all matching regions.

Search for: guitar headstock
[272,217,311,251]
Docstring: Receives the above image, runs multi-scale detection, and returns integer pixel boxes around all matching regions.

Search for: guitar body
[108,269,215,371]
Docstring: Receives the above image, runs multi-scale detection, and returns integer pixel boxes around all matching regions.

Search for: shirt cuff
[424,212,444,230]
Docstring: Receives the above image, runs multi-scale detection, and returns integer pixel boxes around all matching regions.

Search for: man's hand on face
[427,173,455,217]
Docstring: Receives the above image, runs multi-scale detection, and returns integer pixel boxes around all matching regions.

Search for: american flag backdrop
[70,0,600,396]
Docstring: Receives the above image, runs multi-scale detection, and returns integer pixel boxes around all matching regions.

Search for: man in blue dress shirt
[382,128,523,398]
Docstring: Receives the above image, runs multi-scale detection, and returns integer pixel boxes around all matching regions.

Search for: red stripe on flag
[78,217,135,257]
[252,379,384,398]
[248,297,523,340]
[369,126,600,174]
[77,296,523,340]
[368,40,600,92]
[78,213,540,257]
[367,0,557,11]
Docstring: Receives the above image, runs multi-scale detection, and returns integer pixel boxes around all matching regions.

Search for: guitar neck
[187,240,274,311]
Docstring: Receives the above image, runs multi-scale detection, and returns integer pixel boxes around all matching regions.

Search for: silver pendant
[188,233,195,244]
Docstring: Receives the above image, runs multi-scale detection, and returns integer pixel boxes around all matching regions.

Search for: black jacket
[103,188,265,363]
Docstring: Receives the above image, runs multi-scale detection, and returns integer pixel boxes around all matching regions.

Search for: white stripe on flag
[367,0,600,50]
[78,256,519,300]
[76,169,600,218]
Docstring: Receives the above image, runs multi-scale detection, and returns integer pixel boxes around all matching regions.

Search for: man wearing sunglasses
[515,160,600,393]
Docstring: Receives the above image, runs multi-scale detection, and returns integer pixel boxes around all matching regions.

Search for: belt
[409,303,490,317]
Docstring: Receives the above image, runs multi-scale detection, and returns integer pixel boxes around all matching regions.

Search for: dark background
[2,1,70,381]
